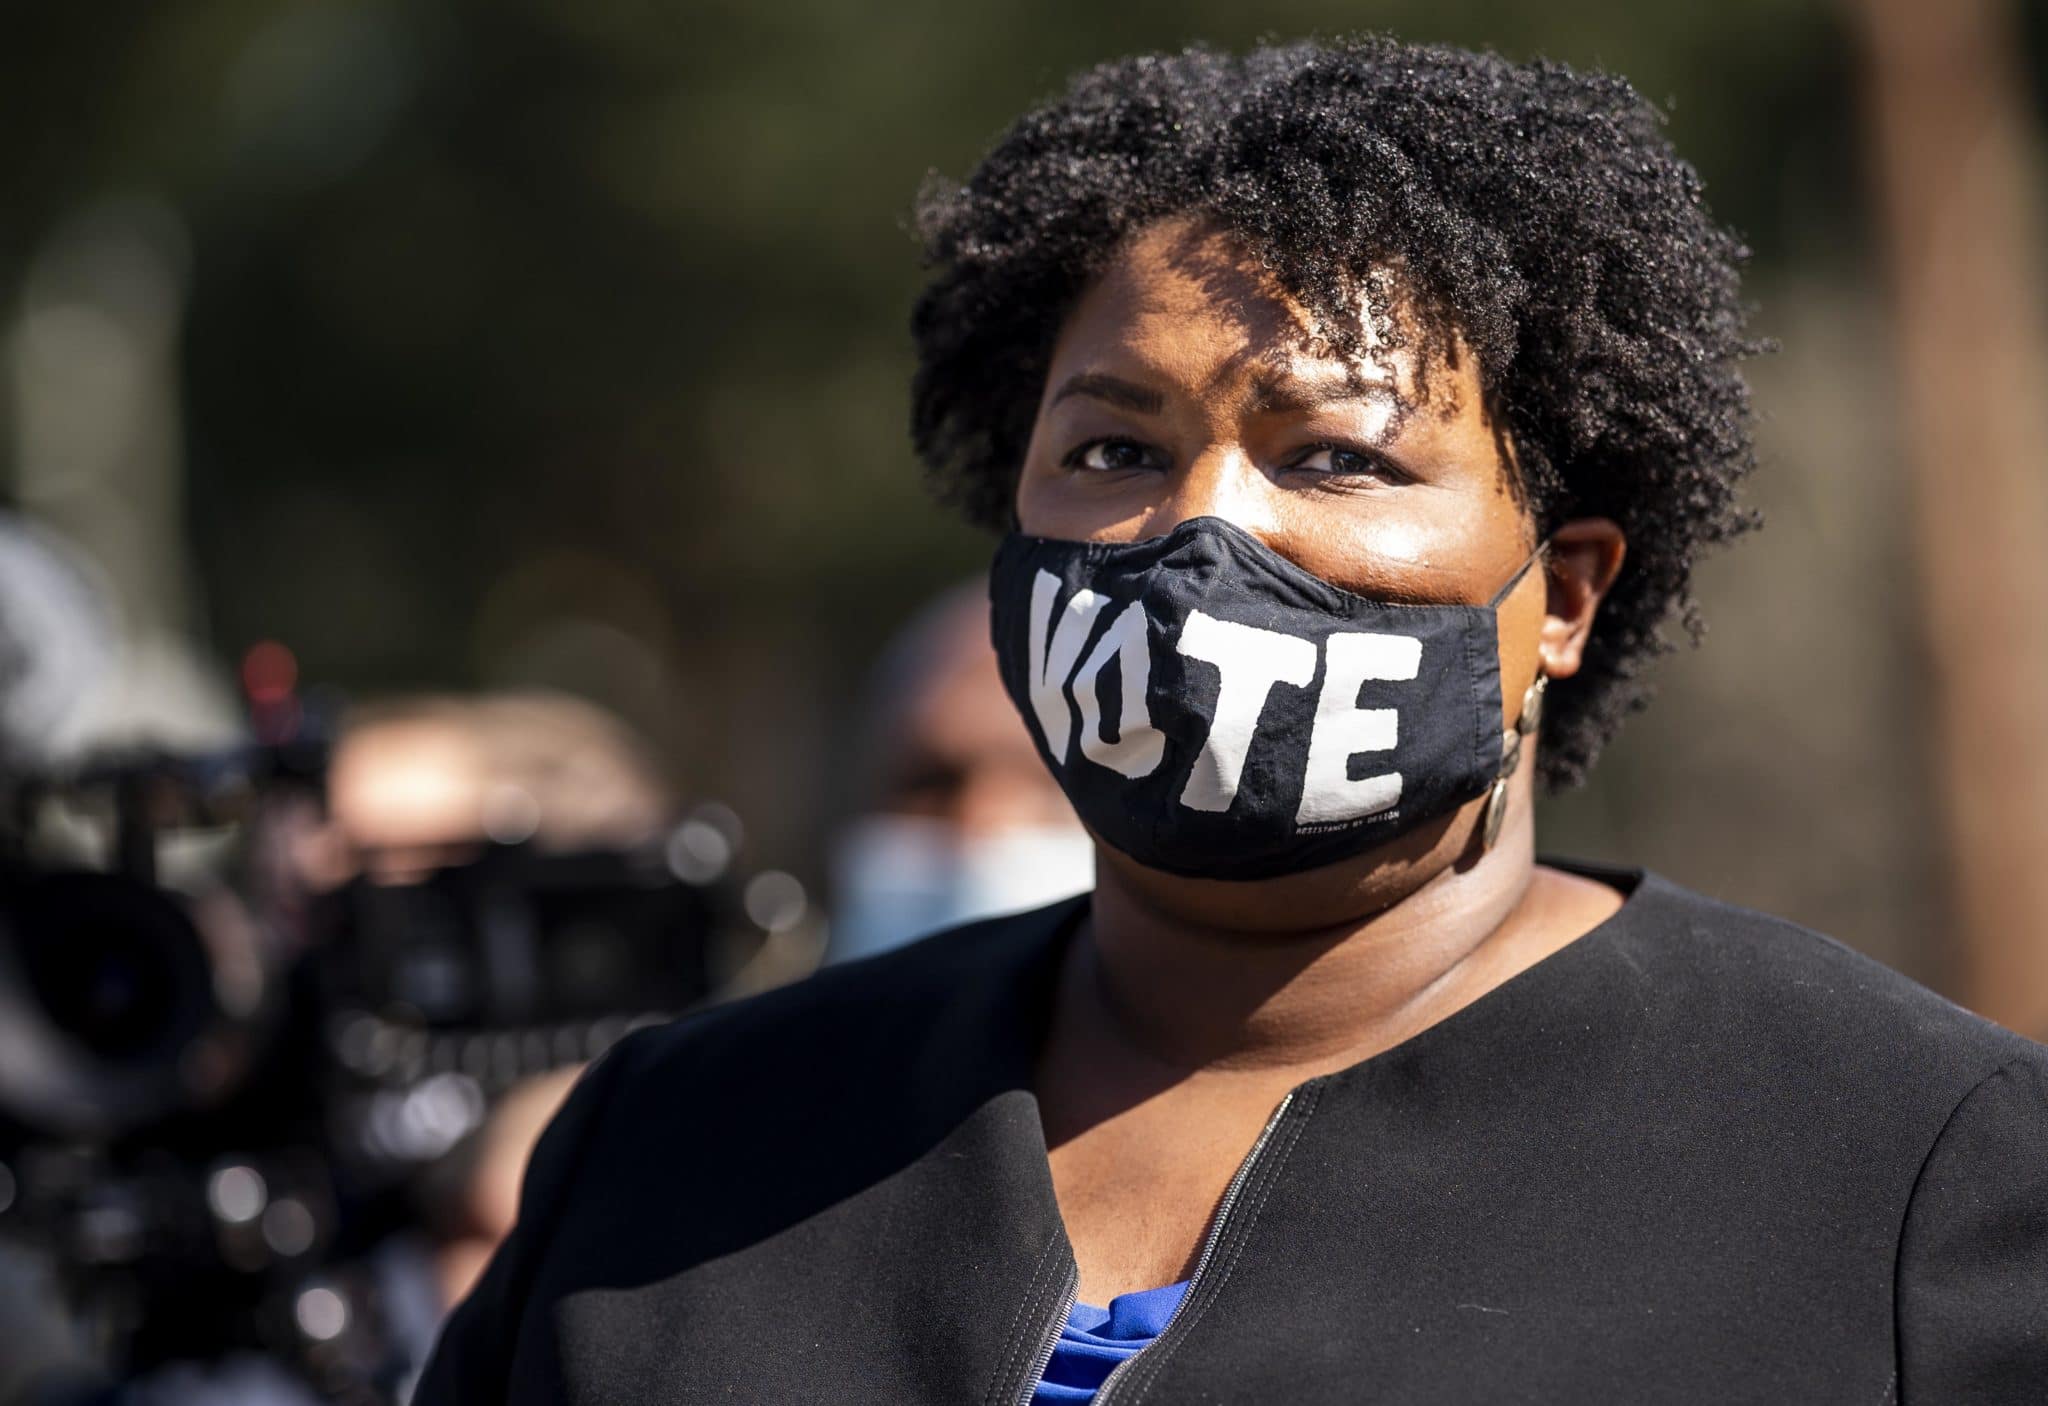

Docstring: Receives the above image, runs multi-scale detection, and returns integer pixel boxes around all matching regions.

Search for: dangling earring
[1481,674,1547,851]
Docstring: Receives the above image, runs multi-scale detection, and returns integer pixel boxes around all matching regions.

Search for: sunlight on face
[1015,216,1536,610]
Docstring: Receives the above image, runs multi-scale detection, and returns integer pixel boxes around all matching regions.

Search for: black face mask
[989,516,1540,881]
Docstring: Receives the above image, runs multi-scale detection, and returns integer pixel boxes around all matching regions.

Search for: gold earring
[1481,674,1547,851]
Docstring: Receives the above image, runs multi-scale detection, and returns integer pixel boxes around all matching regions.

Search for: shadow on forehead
[1082,213,1530,512]
[1138,215,1488,420]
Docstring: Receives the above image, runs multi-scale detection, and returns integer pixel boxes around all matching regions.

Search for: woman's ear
[1539,518,1626,679]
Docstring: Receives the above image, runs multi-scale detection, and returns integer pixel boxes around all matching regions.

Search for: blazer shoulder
[606,893,1084,1096]
[1623,869,2042,1085]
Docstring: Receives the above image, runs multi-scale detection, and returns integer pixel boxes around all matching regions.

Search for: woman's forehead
[1055,215,1474,414]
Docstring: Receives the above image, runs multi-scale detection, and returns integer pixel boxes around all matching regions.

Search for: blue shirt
[1030,1281,1190,1403]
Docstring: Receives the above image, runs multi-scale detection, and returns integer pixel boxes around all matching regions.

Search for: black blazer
[416,864,2048,1404]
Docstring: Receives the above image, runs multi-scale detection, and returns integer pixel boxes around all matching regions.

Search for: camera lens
[0,869,223,1136]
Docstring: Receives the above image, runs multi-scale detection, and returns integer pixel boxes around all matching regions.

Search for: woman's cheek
[1286,508,1465,598]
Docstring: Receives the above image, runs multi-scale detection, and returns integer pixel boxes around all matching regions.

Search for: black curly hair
[909,35,1763,788]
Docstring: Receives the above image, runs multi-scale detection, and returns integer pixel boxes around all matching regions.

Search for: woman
[418,37,2048,1404]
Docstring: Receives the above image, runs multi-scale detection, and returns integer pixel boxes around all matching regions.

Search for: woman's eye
[1065,439,1162,473]
[1289,444,1399,480]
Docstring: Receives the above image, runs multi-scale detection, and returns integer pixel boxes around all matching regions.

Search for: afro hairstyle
[909,35,1764,788]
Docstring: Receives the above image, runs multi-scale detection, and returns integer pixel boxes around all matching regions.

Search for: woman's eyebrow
[1050,372,1165,415]
[1245,371,1399,414]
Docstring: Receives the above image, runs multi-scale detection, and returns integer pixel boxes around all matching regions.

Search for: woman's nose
[1134,446,1280,544]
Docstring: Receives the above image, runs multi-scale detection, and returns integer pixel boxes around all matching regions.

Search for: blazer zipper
[1066,1090,1300,1406]
[1014,1261,1081,1406]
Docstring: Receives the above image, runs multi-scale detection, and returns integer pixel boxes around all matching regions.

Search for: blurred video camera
[0,730,772,1402]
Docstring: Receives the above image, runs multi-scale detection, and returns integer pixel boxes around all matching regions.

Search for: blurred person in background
[407,1066,581,1320]
[828,578,1092,963]
[305,690,673,1310]
[306,691,672,890]
[419,35,2048,1405]
[55,690,686,1406]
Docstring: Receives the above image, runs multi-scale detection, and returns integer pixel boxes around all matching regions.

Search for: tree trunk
[1853,0,2048,1033]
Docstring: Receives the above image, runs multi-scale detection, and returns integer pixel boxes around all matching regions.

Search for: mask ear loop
[1485,538,1547,609]
[1482,539,1551,852]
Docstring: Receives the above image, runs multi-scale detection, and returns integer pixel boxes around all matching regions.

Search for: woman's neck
[1079,819,1616,1077]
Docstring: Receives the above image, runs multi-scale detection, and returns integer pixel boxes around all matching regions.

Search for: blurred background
[3,0,2048,1400]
